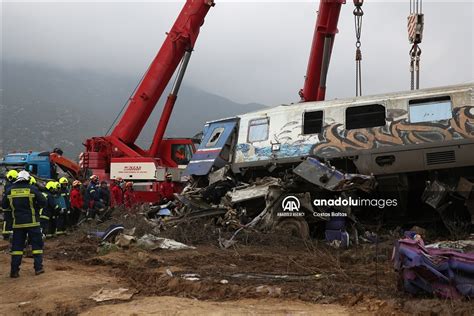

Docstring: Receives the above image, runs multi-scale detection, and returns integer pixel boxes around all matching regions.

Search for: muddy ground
[0,216,473,315]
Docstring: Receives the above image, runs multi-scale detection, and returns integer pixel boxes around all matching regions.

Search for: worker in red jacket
[159,173,176,202]
[123,182,136,211]
[110,177,124,208]
[69,180,83,225]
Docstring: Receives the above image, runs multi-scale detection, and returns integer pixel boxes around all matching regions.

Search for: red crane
[300,0,346,102]
[81,0,214,202]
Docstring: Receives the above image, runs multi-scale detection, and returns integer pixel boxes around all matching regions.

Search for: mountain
[0,61,265,158]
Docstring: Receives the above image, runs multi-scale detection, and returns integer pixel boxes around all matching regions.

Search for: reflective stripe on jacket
[1,182,46,228]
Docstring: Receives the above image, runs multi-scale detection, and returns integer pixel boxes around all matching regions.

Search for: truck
[0,149,81,181]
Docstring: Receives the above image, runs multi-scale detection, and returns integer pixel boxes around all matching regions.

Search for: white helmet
[16,170,31,182]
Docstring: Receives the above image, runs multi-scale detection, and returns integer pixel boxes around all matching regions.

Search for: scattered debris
[219,279,229,284]
[426,239,474,253]
[226,177,281,204]
[18,301,31,307]
[293,157,375,192]
[88,224,125,242]
[255,285,282,296]
[409,226,426,237]
[137,234,196,250]
[231,273,325,281]
[89,288,135,302]
[393,233,474,299]
[115,234,137,248]
[181,273,200,282]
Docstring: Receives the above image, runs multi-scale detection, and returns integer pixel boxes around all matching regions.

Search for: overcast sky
[2,0,473,105]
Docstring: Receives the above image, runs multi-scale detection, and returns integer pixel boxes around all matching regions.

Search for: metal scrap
[393,233,474,299]
[226,177,281,204]
[293,157,375,192]
[89,288,135,302]
[136,234,196,250]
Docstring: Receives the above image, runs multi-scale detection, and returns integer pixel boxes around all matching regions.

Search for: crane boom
[300,0,345,102]
[111,0,214,145]
[82,0,214,201]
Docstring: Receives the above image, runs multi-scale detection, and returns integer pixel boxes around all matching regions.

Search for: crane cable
[105,63,153,136]
[353,0,364,97]
[408,0,424,90]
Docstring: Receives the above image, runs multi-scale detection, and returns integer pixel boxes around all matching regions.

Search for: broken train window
[303,110,323,134]
[248,117,269,143]
[206,127,225,148]
[408,96,452,123]
[346,104,386,130]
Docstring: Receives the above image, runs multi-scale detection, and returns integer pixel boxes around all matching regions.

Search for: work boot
[10,271,19,278]
[35,269,45,276]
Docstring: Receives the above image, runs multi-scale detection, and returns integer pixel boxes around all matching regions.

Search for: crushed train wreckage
[393,233,474,299]
[167,157,377,245]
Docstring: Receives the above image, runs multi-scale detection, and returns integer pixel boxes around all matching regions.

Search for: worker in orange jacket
[123,182,136,211]
[69,180,83,225]
[159,173,176,202]
[110,178,124,208]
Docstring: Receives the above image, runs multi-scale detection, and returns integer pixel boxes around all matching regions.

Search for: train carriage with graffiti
[186,83,474,226]
[231,83,473,175]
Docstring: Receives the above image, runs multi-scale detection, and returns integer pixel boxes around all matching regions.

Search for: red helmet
[125,181,133,188]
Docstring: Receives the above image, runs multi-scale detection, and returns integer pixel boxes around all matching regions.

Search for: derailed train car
[186,83,474,229]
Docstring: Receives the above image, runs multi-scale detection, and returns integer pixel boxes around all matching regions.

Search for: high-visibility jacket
[1,181,46,228]
[40,191,59,220]
[86,182,100,208]
[60,187,71,209]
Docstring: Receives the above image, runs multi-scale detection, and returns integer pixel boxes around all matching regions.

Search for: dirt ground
[0,219,473,316]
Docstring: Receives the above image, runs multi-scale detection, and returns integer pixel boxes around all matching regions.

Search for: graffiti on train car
[235,106,474,163]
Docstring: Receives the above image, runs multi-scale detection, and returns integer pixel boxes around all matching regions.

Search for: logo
[282,196,300,212]
[278,196,305,217]
[124,166,142,171]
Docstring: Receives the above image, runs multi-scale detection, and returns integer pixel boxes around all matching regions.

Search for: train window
[248,118,269,142]
[303,110,323,134]
[408,96,452,123]
[346,104,386,130]
[206,127,224,147]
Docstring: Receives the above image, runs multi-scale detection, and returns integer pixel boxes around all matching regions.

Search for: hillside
[0,61,265,158]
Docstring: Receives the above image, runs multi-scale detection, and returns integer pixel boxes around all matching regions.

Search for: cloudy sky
[2,0,473,105]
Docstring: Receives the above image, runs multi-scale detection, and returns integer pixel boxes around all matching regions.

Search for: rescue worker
[159,173,176,202]
[29,176,37,186]
[53,182,68,235]
[41,181,60,238]
[99,181,110,207]
[110,177,124,208]
[86,175,101,219]
[2,170,18,240]
[1,171,46,277]
[123,182,137,211]
[69,180,83,226]
[82,179,90,213]
[58,177,71,229]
